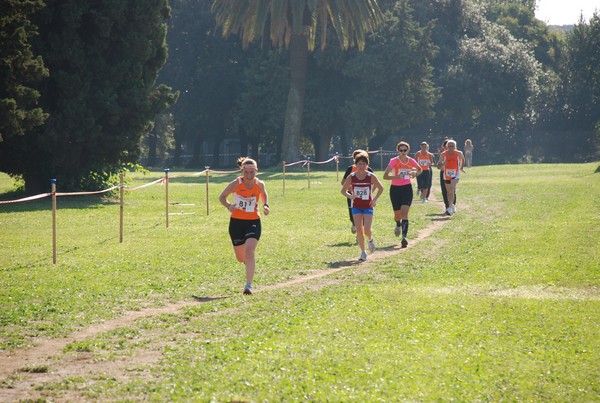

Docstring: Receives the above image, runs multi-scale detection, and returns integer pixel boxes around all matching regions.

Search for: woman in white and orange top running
[219,157,269,295]
[383,141,422,248]
[437,140,465,216]
[415,141,435,202]
[341,150,383,261]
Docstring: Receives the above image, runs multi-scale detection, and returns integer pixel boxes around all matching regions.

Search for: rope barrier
[0,193,52,204]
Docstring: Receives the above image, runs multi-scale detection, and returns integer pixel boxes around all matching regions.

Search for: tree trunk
[316,128,332,161]
[281,33,308,163]
[147,132,158,167]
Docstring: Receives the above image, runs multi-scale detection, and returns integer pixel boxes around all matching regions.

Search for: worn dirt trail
[0,203,451,401]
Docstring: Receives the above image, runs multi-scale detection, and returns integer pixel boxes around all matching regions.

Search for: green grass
[1,163,599,401]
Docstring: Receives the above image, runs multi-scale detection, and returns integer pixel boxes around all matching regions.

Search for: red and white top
[350,172,373,209]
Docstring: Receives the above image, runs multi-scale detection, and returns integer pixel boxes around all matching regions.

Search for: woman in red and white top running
[383,141,422,248]
[437,139,465,215]
[341,150,383,261]
[219,157,269,295]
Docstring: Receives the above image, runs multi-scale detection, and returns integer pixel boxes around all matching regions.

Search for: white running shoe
[394,226,401,237]
[359,251,367,261]
[368,238,376,253]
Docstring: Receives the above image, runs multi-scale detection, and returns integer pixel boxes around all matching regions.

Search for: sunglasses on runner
[398,149,408,152]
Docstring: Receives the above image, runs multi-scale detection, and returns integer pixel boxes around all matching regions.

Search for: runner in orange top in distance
[415,141,435,203]
[437,140,466,216]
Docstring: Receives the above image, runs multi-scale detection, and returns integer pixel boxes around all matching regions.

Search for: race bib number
[354,186,370,200]
[399,170,411,180]
[419,159,429,167]
[445,169,457,178]
[233,194,257,212]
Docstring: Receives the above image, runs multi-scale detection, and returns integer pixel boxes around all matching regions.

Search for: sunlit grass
[1,162,599,400]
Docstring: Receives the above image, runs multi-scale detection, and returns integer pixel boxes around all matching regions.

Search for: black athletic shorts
[389,184,413,210]
[416,169,432,189]
[229,218,261,246]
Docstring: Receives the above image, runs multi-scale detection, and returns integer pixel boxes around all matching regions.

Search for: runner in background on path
[383,141,422,248]
[437,140,466,216]
[415,141,435,202]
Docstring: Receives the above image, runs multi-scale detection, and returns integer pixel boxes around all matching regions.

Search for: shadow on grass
[191,295,230,303]
[329,241,354,247]
[2,220,169,271]
[426,213,452,221]
[327,259,362,268]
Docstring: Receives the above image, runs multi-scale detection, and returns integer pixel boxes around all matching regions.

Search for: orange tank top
[231,177,261,220]
[442,151,461,180]
[415,150,433,171]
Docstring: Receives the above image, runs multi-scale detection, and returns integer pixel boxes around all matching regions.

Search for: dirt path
[0,206,451,400]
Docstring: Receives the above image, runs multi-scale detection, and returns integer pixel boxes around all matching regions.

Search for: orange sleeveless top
[442,151,461,180]
[415,150,433,171]
[231,177,261,220]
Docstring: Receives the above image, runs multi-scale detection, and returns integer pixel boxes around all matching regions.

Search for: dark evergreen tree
[0,0,48,142]
[0,0,177,193]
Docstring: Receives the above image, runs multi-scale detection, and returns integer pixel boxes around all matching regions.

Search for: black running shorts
[389,184,413,210]
[229,218,261,246]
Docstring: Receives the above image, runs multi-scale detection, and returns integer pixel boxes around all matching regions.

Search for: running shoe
[401,238,408,248]
[351,225,357,234]
[243,285,253,295]
[445,208,452,216]
[394,226,401,237]
[359,251,367,261]
[368,238,376,253]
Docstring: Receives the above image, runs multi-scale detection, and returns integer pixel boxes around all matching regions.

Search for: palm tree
[212,0,383,162]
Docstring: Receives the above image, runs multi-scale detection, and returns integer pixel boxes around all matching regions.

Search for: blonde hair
[465,139,472,146]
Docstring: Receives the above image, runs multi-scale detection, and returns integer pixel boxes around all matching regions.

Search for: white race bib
[445,169,457,178]
[419,159,429,167]
[399,170,411,180]
[354,186,370,200]
[233,194,257,212]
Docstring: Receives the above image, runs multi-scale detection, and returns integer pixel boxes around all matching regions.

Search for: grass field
[0,162,599,401]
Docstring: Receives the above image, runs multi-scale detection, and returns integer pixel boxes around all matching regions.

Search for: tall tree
[211,0,384,163]
[0,0,48,142]
[0,0,178,193]
[557,12,600,161]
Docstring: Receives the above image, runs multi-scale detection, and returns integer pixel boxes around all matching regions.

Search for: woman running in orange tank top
[437,139,465,216]
[219,157,269,295]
